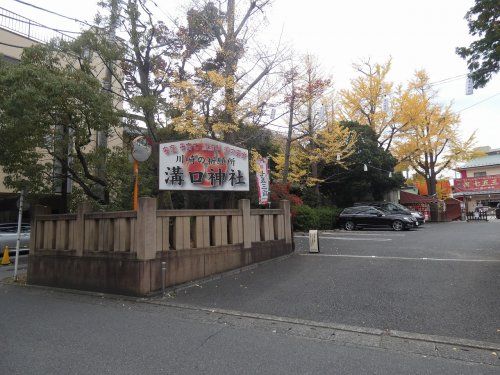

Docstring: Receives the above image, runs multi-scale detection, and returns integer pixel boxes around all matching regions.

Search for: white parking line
[298,253,500,263]
[294,235,392,242]
[320,232,406,237]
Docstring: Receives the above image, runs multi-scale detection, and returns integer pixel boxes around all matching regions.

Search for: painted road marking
[321,232,406,237]
[296,232,406,237]
[298,253,500,263]
[294,235,392,242]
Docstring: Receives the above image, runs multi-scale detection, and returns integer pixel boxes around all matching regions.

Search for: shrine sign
[453,174,500,193]
[159,138,249,191]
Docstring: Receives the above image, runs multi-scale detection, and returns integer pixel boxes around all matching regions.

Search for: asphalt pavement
[170,222,500,343]
[1,221,499,373]
[0,284,498,375]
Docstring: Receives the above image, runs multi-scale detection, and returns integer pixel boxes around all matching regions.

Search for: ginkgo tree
[274,55,357,201]
[393,70,476,197]
[338,58,403,151]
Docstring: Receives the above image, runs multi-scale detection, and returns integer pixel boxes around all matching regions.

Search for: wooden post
[280,200,292,244]
[136,197,157,260]
[238,199,251,249]
[29,205,50,255]
[75,202,92,256]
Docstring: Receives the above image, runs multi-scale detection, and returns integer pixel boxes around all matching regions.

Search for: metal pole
[13,189,24,281]
[161,261,166,296]
[133,160,139,211]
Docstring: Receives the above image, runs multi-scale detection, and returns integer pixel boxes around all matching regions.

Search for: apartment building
[0,7,124,220]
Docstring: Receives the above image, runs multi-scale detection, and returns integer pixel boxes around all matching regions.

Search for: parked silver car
[0,223,30,251]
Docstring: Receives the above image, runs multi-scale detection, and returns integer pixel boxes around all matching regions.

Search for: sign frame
[158,138,250,192]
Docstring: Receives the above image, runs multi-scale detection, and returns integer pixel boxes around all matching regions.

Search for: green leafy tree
[456,0,500,88]
[319,121,403,207]
[0,45,122,211]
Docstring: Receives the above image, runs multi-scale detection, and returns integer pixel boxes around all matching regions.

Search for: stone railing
[28,198,292,296]
[31,198,291,258]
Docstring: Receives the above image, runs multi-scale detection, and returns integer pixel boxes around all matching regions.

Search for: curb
[2,279,499,354]
[148,300,500,352]
[159,252,294,295]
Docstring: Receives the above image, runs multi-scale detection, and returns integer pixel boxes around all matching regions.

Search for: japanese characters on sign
[158,138,249,191]
[256,157,270,205]
[453,174,500,193]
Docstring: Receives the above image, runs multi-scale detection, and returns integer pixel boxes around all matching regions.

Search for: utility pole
[96,0,119,202]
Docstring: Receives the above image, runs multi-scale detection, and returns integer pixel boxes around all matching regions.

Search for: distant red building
[453,147,500,211]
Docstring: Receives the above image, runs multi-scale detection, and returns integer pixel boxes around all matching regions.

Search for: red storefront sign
[453,175,500,192]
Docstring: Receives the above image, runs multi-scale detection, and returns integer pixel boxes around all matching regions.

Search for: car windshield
[381,203,410,213]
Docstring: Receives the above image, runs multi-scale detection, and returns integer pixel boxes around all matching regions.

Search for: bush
[293,205,318,231]
[316,207,341,229]
[293,205,341,231]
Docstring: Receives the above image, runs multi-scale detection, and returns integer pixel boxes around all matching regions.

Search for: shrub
[293,205,341,231]
[316,207,341,229]
[293,205,318,231]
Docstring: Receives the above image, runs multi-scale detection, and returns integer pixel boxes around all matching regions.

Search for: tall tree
[338,58,403,151]
[0,45,122,210]
[171,0,286,142]
[456,0,500,88]
[320,121,403,207]
[393,71,476,196]
[274,55,357,201]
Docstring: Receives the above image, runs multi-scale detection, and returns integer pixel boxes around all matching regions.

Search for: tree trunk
[223,0,237,145]
[307,98,320,202]
[282,94,295,183]
[426,172,437,197]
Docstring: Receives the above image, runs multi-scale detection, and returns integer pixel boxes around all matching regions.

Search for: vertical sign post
[256,157,270,206]
[309,229,319,253]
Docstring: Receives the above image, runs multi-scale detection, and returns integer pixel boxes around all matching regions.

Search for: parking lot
[170,222,500,343]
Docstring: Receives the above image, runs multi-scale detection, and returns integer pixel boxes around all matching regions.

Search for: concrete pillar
[136,197,157,260]
[280,200,292,244]
[29,205,51,255]
[75,202,93,257]
[238,199,251,249]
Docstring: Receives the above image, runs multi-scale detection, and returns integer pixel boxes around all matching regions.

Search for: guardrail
[0,6,74,43]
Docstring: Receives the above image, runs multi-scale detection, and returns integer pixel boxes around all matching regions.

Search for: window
[474,171,487,177]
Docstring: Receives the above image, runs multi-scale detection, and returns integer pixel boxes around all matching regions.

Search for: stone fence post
[238,199,251,249]
[136,197,157,260]
[29,205,51,255]
[75,202,92,257]
[279,200,292,244]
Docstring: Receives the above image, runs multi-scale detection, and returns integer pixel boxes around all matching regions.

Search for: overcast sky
[3,0,499,149]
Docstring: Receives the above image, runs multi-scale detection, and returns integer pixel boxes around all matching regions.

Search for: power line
[457,92,500,113]
[428,74,468,86]
[10,0,91,26]
[1,12,81,35]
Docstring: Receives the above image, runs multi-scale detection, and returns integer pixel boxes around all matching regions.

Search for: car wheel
[344,221,355,231]
[392,220,404,231]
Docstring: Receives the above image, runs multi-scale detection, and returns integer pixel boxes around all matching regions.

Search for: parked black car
[339,206,417,231]
[355,201,425,225]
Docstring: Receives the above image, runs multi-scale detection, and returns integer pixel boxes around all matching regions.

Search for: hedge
[293,205,341,231]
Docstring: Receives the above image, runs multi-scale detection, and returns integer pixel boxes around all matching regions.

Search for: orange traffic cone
[1,245,11,265]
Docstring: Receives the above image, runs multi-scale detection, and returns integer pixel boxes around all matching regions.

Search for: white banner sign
[159,138,249,191]
[256,157,270,205]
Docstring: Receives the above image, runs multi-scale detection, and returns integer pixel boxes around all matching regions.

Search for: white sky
[3,0,499,149]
